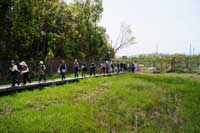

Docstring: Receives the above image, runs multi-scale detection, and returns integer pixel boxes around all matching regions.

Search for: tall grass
[0,73,200,132]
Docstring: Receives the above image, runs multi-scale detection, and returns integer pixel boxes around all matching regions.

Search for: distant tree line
[0,0,114,62]
[114,54,200,73]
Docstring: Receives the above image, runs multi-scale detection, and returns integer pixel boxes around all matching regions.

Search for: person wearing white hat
[38,61,46,83]
[20,61,31,85]
[9,60,21,87]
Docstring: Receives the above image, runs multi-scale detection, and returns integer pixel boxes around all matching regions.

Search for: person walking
[90,62,96,76]
[59,60,67,80]
[111,62,115,73]
[9,60,21,87]
[20,61,31,85]
[81,63,87,78]
[74,59,79,78]
[124,63,127,72]
[38,61,46,83]
[132,62,135,72]
[100,62,106,75]
[120,63,123,72]
[127,63,131,72]
[117,62,120,74]
[105,61,109,74]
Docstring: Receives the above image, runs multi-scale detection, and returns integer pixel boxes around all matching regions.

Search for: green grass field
[0,73,200,132]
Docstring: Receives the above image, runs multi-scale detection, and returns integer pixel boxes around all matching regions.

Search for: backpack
[62,64,66,70]
[22,65,28,71]
[41,65,46,71]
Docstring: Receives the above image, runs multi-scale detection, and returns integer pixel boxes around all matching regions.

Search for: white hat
[39,61,44,64]
[74,59,78,62]
[20,61,26,66]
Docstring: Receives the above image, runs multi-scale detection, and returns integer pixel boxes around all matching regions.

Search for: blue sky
[99,0,200,56]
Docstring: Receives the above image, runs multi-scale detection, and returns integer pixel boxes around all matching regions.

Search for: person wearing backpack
[90,62,96,76]
[20,61,31,85]
[74,59,79,78]
[81,63,87,78]
[9,60,21,87]
[59,60,67,80]
[38,61,46,83]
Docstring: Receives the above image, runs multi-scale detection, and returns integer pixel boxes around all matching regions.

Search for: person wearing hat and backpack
[38,61,46,83]
[20,61,31,85]
[9,60,21,87]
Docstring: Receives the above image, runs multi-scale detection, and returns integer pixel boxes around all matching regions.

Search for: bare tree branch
[112,23,136,55]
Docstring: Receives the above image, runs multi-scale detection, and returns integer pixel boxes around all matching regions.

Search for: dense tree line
[0,0,113,62]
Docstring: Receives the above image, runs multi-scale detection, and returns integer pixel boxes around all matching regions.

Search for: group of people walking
[58,59,97,80]
[9,59,136,87]
[9,60,46,87]
[100,61,136,74]
[58,60,137,80]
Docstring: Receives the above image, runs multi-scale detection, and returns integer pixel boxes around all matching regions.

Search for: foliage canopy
[0,0,113,62]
